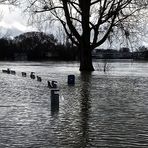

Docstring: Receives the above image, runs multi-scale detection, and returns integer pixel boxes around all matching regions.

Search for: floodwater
[0,60,148,147]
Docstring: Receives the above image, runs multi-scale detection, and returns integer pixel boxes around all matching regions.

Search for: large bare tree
[19,0,148,71]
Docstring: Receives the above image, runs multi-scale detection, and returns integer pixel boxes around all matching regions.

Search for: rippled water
[0,61,148,147]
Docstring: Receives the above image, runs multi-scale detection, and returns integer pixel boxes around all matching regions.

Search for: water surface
[0,61,148,147]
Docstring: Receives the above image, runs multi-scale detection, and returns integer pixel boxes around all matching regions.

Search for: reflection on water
[79,72,92,148]
[0,61,148,147]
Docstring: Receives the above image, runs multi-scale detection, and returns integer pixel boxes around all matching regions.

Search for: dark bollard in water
[37,76,42,82]
[2,68,10,74]
[48,81,58,88]
[52,81,57,88]
[10,70,16,75]
[7,68,10,74]
[68,75,75,85]
[30,72,35,79]
[48,81,52,88]
[2,70,7,73]
[22,72,27,77]
[51,89,59,112]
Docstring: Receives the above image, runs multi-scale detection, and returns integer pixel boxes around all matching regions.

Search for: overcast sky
[0,4,37,37]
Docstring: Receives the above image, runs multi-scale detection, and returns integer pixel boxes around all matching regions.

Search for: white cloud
[0,4,37,36]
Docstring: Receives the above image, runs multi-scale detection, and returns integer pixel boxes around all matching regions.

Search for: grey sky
[0,4,37,37]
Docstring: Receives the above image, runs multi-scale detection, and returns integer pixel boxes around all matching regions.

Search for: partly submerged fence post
[51,89,59,112]
[68,75,75,85]
[30,72,35,79]
[22,72,27,77]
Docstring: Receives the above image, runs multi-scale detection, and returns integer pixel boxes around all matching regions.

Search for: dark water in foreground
[0,61,148,147]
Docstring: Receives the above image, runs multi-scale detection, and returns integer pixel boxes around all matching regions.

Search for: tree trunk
[79,43,94,71]
[78,1,94,71]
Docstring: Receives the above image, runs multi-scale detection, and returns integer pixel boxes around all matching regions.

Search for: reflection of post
[51,89,59,112]
[79,72,91,147]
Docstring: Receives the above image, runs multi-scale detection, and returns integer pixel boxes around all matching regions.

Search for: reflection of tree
[79,72,92,147]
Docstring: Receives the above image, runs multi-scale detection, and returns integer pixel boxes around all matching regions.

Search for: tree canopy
[25,0,147,46]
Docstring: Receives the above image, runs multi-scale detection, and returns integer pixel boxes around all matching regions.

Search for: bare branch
[91,0,101,5]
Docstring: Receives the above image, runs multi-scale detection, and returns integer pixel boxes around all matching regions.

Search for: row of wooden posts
[2,68,75,112]
[2,68,59,89]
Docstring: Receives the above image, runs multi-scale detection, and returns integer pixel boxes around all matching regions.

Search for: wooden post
[68,75,75,85]
[30,72,35,79]
[51,89,59,112]
[22,72,27,77]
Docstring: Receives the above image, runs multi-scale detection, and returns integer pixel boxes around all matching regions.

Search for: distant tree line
[133,46,148,60]
[92,48,132,59]
[1,31,148,61]
[93,47,148,60]
[0,31,79,61]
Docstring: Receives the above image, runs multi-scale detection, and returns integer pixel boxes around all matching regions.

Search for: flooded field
[0,61,148,147]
